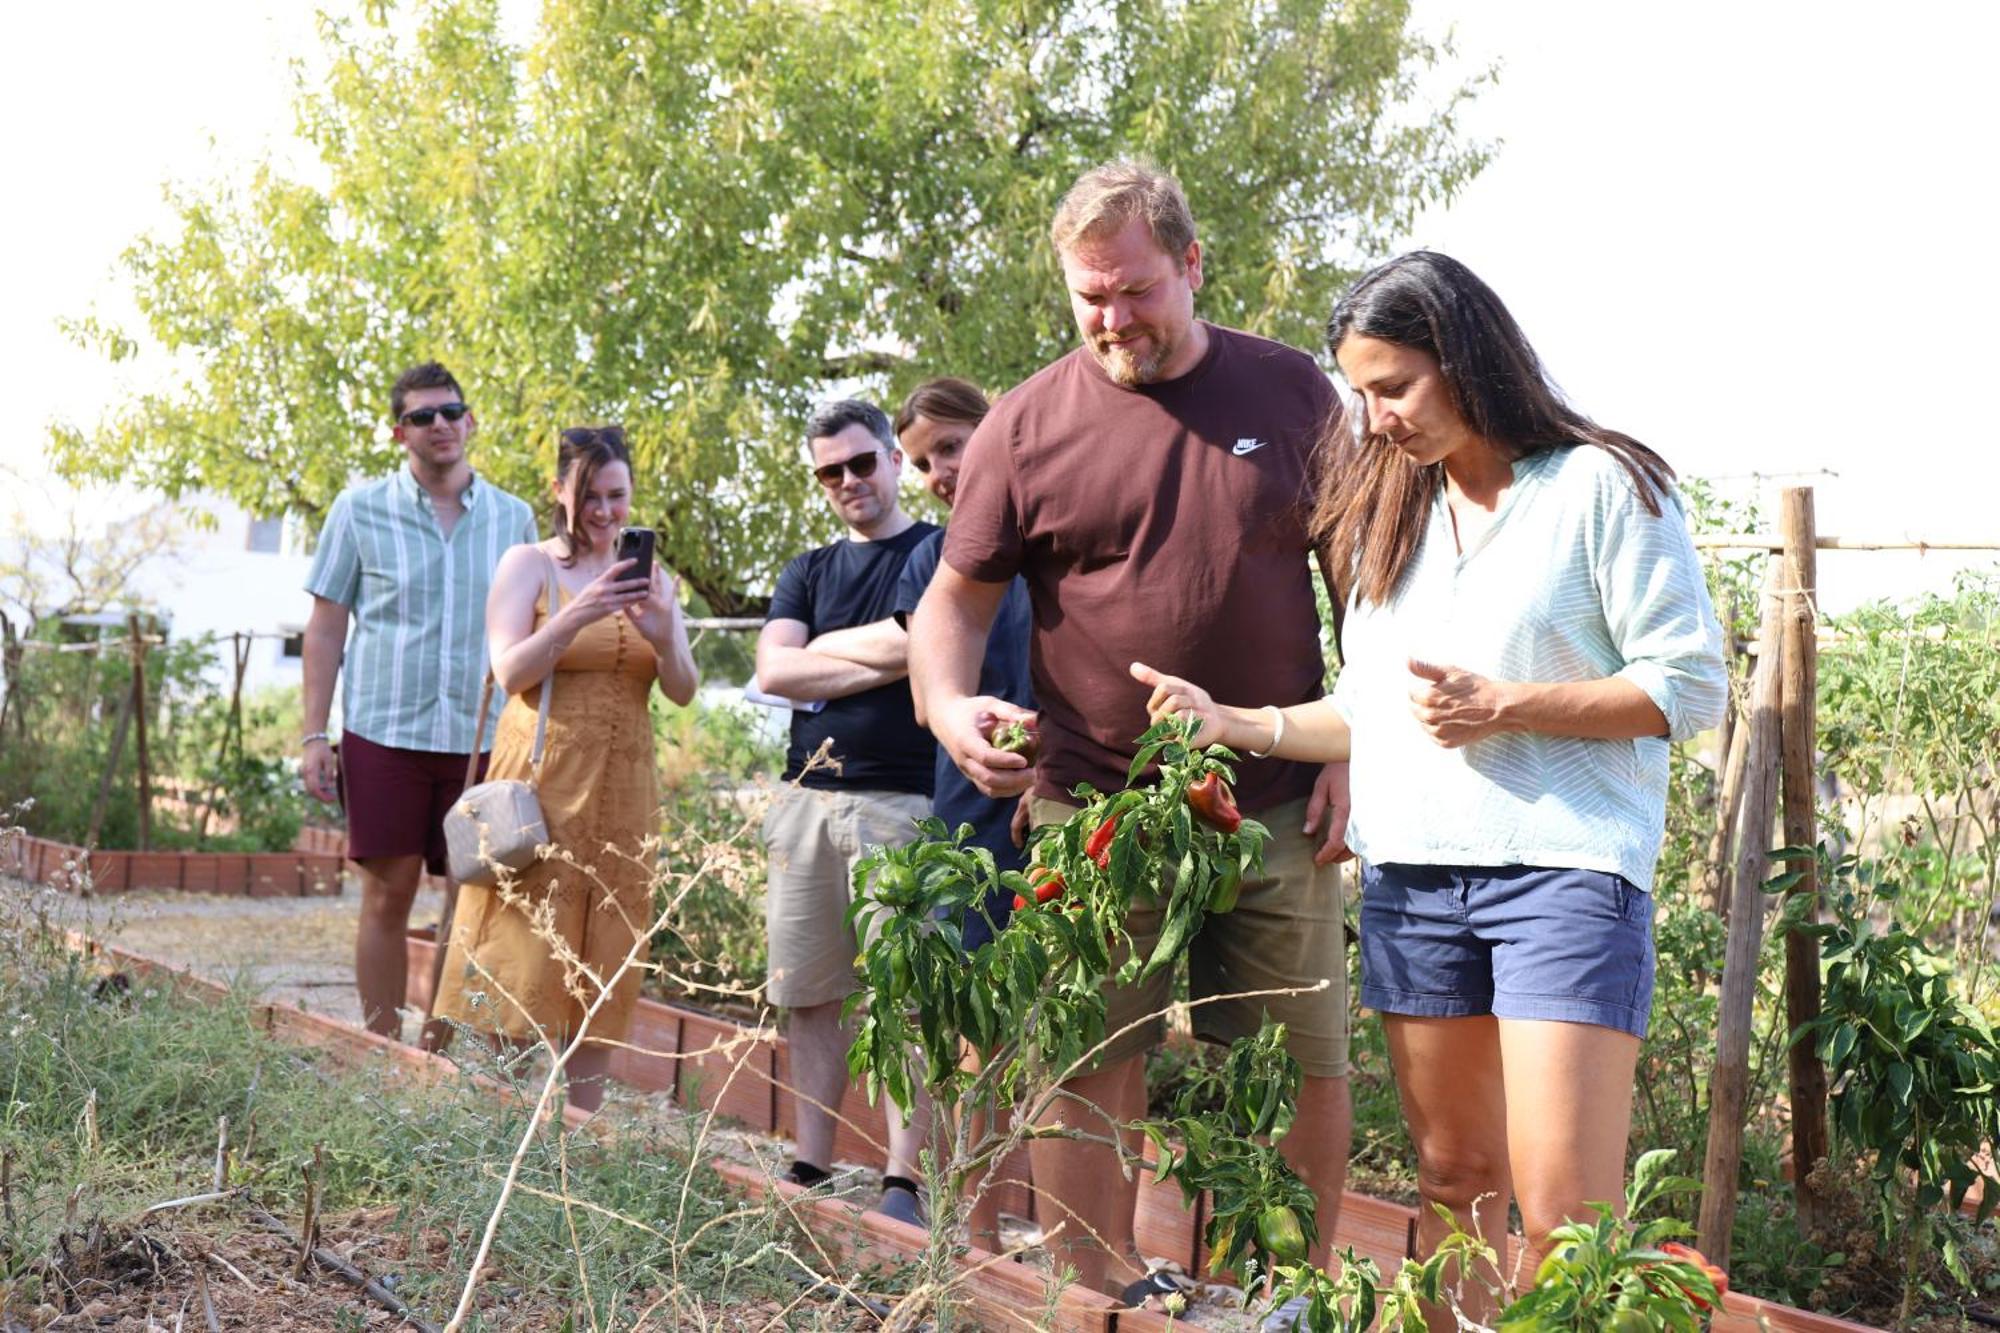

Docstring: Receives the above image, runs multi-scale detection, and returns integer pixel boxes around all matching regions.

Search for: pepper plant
[1795,854,2000,1324]
[1265,1151,1723,1332]
[844,716,1320,1301]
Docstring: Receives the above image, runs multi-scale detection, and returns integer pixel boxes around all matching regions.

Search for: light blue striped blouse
[1329,445,1727,891]
[305,467,538,754]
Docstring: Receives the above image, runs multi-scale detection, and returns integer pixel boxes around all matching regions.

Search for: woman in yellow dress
[435,425,699,1111]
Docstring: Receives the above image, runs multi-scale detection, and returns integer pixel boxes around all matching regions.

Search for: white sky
[3,1,1995,608]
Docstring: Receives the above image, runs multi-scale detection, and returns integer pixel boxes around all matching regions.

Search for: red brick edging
[399,932,1881,1332]
[3,832,343,897]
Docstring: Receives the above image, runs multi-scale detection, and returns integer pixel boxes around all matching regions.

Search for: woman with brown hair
[434,426,698,1112]
[1135,251,1725,1326]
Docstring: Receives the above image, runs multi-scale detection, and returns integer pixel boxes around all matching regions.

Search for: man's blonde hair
[1049,159,1197,264]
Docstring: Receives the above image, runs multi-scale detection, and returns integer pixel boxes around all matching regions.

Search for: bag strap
[463,676,495,789]
[463,552,560,788]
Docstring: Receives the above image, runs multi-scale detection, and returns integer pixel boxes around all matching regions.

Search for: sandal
[1117,1269,1190,1310]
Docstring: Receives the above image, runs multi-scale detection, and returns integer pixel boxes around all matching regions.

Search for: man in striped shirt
[301,362,538,1039]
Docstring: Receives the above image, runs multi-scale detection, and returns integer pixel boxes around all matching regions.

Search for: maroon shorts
[336,732,489,876]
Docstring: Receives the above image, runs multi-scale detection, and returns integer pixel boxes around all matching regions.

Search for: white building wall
[126,497,315,698]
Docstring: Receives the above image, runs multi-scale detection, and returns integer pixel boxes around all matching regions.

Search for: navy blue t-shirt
[893,529,1035,874]
[768,523,939,794]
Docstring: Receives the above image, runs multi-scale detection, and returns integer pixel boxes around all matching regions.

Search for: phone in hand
[614,527,656,586]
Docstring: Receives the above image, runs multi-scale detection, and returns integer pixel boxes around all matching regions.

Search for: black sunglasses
[399,402,470,427]
[813,449,882,486]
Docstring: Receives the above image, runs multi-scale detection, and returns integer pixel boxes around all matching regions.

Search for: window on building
[246,517,283,554]
[281,631,305,659]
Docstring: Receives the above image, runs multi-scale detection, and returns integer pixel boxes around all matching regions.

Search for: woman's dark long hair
[552,425,632,567]
[893,376,989,435]
[1313,251,1674,607]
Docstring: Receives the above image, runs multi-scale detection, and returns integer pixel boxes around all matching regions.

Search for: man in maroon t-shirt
[910,160,1353,1310]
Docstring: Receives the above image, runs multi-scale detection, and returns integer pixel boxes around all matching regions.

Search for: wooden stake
[128,613,152,852]
[1716,594,1739,794]
[1779,488,1830,1235]
[1698,563,1787,1265]
[194,633,252,842]
[1702,681,1753,924]
[84,686,135,852]
[0,608,19,759]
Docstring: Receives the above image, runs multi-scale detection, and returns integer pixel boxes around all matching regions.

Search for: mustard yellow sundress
[434,579,659,1044]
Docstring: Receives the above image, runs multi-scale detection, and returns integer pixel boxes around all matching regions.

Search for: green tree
[52,0,1487,613]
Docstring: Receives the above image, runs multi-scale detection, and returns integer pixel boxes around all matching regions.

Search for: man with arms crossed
[301,362,538,1040]
[798,377,1036,1250]
[910,162,1352,1316]
[756,399,939,1226]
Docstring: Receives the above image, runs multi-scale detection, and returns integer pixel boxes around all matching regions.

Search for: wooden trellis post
[83,685,135,852]
[1778,487,1829,1234]
[128,614,152,852]
[1698,562,1786,1265]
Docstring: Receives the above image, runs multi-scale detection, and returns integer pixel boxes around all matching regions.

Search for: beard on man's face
[1089,326,1175,387]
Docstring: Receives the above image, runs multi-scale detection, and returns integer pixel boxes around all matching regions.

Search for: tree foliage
[53,0,1487,612]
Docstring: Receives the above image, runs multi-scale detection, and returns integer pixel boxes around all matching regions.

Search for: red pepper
[1012,893,1029,912]
[1186,773,1242,834]
[1658,1242,1728,1309]
[1085,812,1119,869]
[1031,866,1067,903]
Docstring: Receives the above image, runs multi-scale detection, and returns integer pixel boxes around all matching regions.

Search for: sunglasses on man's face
[399,402,470,428]
[813,449,882,486]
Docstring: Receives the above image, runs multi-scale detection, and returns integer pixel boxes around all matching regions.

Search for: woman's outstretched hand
[1407,659,1510,747]
[1130,662,1224,748]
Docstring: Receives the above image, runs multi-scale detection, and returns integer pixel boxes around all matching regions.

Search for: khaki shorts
[763,785,930,1009]
[1028,794,1350,1079]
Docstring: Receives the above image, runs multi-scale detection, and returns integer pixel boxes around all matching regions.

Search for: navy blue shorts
[1358,862,1655,1038]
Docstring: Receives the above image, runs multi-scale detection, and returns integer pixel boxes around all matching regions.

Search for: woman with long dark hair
[1133,252,1725,1323]
[433,426,698,1112]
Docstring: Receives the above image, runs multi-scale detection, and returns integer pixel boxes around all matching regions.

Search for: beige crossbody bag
[443,556,558,888]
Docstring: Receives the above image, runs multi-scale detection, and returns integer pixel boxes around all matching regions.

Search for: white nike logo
[1232,438,1268,456]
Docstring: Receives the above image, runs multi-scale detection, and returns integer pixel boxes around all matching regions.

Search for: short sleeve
[893,530,943,627]
[941,411,1023,583]
[304,493,362,607]
[767,553,814,630]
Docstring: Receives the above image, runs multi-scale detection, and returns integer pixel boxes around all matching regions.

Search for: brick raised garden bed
[400,930,1884,1331]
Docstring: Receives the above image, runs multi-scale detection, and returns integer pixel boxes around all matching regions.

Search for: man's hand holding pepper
[933,695,1038,799]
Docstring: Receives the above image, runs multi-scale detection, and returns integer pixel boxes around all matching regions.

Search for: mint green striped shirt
[1330,446,1727,891]
[305,467,538,754]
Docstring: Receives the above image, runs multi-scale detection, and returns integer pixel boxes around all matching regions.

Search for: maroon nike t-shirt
[943,323,1338,814]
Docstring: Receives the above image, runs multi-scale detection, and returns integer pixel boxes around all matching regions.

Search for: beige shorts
[1028,793,1350,1079]
[762,785,930,1009]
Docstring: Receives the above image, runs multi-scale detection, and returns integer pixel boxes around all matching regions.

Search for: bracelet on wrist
[302,731,331,748]
[1247,705,1285,759]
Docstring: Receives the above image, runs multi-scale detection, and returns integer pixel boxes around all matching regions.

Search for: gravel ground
[18,871,448,1038]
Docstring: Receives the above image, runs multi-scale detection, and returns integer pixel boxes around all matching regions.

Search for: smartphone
[614,527,656,585]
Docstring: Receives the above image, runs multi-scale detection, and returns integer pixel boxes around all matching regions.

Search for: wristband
[302,731,332,748]
[1247,705,1284,759]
